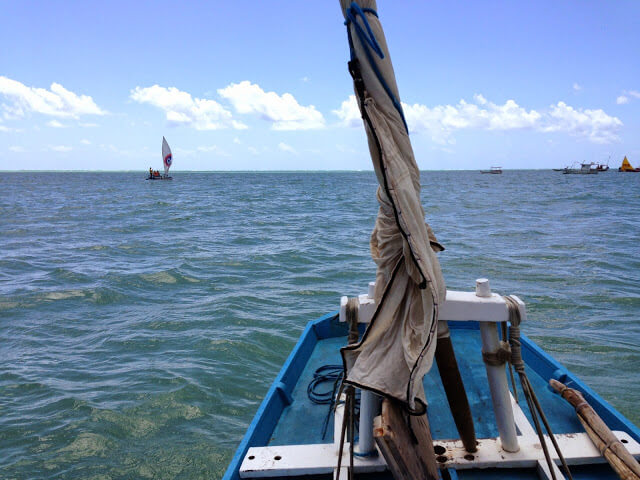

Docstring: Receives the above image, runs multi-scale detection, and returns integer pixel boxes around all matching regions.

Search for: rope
[504,296,573,480]
[482,340,511,366]
[502,321,519,403]
[308,365,343,405]
[336,297,360,480]
[346,297,360,345]
[307,364,361,440]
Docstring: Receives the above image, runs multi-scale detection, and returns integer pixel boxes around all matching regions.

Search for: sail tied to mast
[338,0,446,414]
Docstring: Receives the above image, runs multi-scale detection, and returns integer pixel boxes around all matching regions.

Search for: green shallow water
[1,170,638,479]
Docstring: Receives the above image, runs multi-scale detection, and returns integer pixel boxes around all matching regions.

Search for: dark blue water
[1,171,638,478]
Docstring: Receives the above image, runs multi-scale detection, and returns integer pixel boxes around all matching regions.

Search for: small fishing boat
[146,137,173,180]
[224,3,640,479]
[480,166,502,174]
[619,156,640,172]
[562,162,598,174]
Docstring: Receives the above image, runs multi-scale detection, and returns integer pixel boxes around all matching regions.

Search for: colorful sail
[162,137,173,176]
[619,156,637,172]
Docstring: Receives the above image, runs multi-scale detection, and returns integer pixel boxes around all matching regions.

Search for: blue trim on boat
[223,313,640,480]
[520,330,640,442]
[222,312,337,480]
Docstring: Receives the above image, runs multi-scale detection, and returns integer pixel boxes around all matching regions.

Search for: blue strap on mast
[345,2,409,133]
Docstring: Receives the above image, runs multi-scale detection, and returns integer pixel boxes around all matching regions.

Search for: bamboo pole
[550,379,640,480]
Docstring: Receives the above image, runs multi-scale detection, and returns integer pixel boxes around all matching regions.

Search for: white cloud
[333,95,362,128]
[79,122,99,128]
[542,101,622,144]
[403,95,541,144]
[617,90,640,105]
[334,94,622,144]
[233,137,241,144]
[278,142,297,154]
[218,81,325,130]
[131,85,246,130]
[47,120,66,128]
[573,83,582,91]
[0,125,11,132]
[0,76,105,119]
[9,145,25,152]
[248,146,260,155]
[80,139,91,145]
[49,145,72,152]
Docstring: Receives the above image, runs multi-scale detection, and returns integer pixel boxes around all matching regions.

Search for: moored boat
[146,137,173,180]
[480,167,502,174]
[562,162,598,174]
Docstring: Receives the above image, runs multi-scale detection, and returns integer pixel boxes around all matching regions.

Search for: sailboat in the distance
[146,137,173,180]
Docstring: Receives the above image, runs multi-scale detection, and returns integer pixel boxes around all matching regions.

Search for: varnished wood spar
[435,327,477,452]
[550,379,640,480]
[374,398,439,480]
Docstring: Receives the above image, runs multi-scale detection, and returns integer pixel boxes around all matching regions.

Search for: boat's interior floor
[267,324,622,479]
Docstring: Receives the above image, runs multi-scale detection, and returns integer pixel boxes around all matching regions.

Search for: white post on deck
[476,278,520,453]
[357,283,380,457]
[356,390,380,456]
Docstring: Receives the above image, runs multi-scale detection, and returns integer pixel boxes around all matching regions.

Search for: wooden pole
[373,398,440,480]
[435,323,477,452]
[550,379,640,480]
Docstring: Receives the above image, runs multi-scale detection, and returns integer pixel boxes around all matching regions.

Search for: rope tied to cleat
[504,295,574,480]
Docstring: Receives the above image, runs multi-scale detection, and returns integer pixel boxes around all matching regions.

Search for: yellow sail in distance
[619,156,639,172]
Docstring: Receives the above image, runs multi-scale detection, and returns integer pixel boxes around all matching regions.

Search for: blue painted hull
[223,313,640,480]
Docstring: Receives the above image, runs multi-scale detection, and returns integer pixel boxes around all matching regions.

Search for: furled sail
[162,136,173,177]
[339,0,446,413]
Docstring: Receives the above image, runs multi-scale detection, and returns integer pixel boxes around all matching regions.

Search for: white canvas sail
[162,137,172,176]
[339,0,446,413]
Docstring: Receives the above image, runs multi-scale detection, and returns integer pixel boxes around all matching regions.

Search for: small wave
[140,271,178,284]
[43,290,86,301]
[57,432,115,460]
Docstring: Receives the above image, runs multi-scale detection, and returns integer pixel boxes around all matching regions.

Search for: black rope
[307,365,343,405]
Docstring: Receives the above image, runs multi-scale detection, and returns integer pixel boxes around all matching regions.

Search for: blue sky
[1,1,639,171]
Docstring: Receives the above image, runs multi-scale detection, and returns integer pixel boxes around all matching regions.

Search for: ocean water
[1,170,639,479]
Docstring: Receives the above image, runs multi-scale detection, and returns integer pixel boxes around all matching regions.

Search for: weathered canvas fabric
[339,0,446,413]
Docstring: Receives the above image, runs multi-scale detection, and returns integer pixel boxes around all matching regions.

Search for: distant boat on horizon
[147,137,173,180]
[480,166,502,174]
[560,162,598,175]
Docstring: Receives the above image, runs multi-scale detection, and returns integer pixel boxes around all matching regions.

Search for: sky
[1,1,639,171]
